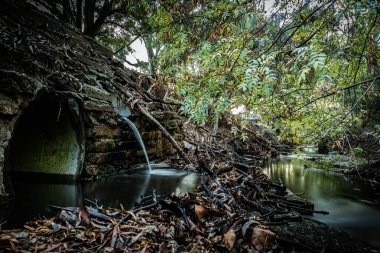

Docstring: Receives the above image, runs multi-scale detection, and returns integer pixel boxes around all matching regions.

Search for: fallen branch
[136,103,191,164]
[278,202,329,215]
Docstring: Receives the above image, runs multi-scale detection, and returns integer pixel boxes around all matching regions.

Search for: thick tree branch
[291,75,380,114]
[75,0,83,31]
[137,104,191,164]
[84,0,95,36]
[351,6,380,85]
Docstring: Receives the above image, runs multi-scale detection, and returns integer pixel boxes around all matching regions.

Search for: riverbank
[285,151,380,186]
[342,160,380,183]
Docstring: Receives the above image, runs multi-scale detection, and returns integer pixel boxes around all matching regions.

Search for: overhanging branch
[291,75,380,114]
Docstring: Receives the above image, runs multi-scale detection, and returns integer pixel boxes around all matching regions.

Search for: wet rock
[87,139,118,152]
[136,148,158,157]
[86,151,129,164]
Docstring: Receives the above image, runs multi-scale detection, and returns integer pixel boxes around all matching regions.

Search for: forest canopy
[35,0,380,146]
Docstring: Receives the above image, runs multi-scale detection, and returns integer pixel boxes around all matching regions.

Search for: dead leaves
[223,228,236,249]
[0,167,283,252]
[251,226,276,250]
[78,205,91,224]
[194,204,207,219]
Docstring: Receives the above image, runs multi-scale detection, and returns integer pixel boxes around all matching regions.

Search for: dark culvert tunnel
[8,94,85,180]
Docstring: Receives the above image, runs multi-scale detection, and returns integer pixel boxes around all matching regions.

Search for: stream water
[123,117,152,172]
[264,156,380,247]
[1,167,199,229]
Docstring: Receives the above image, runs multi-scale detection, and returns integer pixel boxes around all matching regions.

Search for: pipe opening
[8,94,84,180]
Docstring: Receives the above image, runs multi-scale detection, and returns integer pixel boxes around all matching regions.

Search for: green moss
[108,139,117,150]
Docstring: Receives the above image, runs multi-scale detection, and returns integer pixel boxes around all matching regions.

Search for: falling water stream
[123,117,152,172]
[113,97,151,172]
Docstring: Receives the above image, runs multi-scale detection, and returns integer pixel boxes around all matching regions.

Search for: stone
[141,131,161,141]
[151,111,180,120]
[161,139,175,154]
[86,153,111,164]
[0,70,43,95]
[84,165,98,176]
[86,151,129,164]
[98,112,118,127]
[0,125,11,146]
[165,120,179,130]
[88,125,120,137]
[83,98,114,112]
[82,84,112,101]
[0,147,4,161]
[0,94,20,116]
[87,139,117,152]
[136,148,157,157]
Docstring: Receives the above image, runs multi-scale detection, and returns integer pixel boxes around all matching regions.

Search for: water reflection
[1,168,200,229]
[264,158,380,247]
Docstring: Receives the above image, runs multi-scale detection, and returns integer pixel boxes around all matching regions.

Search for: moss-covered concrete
[10,96,82,176]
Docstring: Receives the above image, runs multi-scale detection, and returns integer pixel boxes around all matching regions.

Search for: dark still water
[1,168,200,229]
[264,157,380,247]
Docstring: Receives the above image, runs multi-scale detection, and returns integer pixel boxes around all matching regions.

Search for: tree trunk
[75,0,83,31]
[62,0,73,24]
[84,0,95,36]
[144,35,156,75]
[91,0,113,37]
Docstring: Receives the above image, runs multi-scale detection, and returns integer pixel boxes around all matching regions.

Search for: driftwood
[48,205,115,222]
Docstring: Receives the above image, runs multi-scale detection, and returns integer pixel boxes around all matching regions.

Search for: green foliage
[82,0,380,146]
[317,158,334,170]
[351,147,365,158]
[149,0,380,145]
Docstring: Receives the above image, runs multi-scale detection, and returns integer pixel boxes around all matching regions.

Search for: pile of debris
[3,164,361,253]
[2,160,378,253]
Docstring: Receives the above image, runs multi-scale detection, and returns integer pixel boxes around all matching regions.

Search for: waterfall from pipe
[123,116,152,172]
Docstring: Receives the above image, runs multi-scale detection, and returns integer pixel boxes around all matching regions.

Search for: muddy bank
[342,160,380,184]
